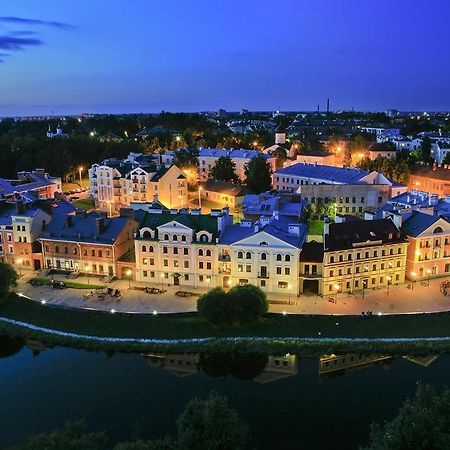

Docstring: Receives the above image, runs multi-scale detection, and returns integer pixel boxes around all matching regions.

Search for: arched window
[173,235,178,241]
[246,252,251,259]
[433,226,443,234]
[261,252,267,260]
[285,255,291,262]
[142,230,151,239]
[276,253,282,261]
[141,245,147,252]
[181,235,186,242]
[55,245,59,253]
[149,246,154,253]
[164,234,169,241]
[206,249,211,256]
[259,241,268,246]
[198,249,204,256]
[199,234,208,242]
[237,251,243,259]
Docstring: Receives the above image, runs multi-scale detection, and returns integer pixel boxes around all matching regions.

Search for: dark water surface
[0,338,448,449]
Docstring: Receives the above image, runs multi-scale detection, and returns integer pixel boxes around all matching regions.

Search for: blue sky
[0,0,449,116]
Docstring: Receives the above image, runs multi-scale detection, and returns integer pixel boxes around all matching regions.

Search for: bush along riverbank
[0,296,450,354]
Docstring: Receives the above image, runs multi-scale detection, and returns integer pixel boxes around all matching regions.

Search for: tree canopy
[356,156,410,184]
[0,262,18,301]
[244,155,272,193]
[210,156,239,183]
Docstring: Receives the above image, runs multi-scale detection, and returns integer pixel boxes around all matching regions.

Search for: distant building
[201,180,247,210]
[367,143,396,160]
[409,165,450,197]
[46,124,68,138]
[360,126,401,140]
[242,192,305,221]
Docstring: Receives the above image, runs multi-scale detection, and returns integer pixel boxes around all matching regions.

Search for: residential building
[299,241,323,295]
[408,165,450,197]
[242,192,305,221]
[322,218,408,296]
[39,210,137,276]
[359,126,401,140]
[0,169,61,200]
[198,148,273,182]
[402,211,450,281]
[274,163,406,198]
[367,143,396,160]
[201,180,247,210]
[89,153,187,212]
[134,207,232,288]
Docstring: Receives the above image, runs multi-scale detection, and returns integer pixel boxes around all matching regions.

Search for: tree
[210,156,239,183]
[197,287,234,326]
[172,147,199,169]
[13,420,108,450]
[363,384,450,450]
[0,262,18,301]
[228,284,268,325]
[420,136,433,163]
[244,155,272,193]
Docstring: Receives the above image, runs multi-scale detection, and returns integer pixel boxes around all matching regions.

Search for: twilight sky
[0,0,449,116]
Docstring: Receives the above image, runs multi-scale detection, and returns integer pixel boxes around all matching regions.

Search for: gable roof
[402,211,444,237]
[203,180,247,197]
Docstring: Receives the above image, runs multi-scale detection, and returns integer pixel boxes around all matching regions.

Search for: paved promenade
[16,272,450,316]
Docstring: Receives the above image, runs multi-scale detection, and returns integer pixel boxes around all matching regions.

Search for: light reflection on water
[0,335,448,450]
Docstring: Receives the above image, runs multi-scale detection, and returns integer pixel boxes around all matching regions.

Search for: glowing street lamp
[16,258,23,276]
[333,283,340,302]
[198,186,203,208]
[386,276,392,295]
[78,166,83,184]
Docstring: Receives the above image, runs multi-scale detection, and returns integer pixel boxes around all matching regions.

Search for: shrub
[197,287,233,326]
[0,262,18,302]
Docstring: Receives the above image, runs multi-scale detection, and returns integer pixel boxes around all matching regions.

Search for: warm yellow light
[411,271,417,277]
[386,276,392,281]
[426,269,432,274]
[125,269,132,276]
[160,273,165,278]
[176,136,181,142]
[333,283,340,290]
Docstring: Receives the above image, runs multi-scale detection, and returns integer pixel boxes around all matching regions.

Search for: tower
[46,124,53,138]
[275,124,286,145]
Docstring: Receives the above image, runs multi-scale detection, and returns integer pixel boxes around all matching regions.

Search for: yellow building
[323,218,408,296]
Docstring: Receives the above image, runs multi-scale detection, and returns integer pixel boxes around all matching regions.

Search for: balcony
[218,254,231,262]
[258,272,269,279]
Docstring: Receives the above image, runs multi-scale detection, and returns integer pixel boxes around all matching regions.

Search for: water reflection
[141,351,440,383]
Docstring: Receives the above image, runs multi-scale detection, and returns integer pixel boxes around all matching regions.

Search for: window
[238,251,243,259]
[285,268,290,275]
[261,252,267,260]
[184,261,189,268]
[330,270,334,277]
[183,248,188,255]
[184,274,189,281]
[163,246,168,254]
[207,262,212,270]
[173,235,178,241]
[285,255,290,262]
[174,260,179,268]
[141,245,147,252]
[55,245,59,253]
[199,234,208,242]
[181,235,186,242]
[106,250,110,258]
[206,249,211,257]
[278,281,288,289]
[98,250,102,258]
[348,254,352,261]
[276,254,282,261]
[149,258,154,265]
[330,255,335,263]
[199,275,204,282]
[163,259,168,267]
[246,265,251,272]
[339,255,343,262]
[143,270,148,278]
[173,247,178,255]
[149,246,154,253]
[246,252,251,259]
[199,261,204,269]
[91,249,95,257]
[198,249,204,256]
[276,267,282,275]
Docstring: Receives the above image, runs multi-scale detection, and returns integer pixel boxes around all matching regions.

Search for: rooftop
[402,211,443,238]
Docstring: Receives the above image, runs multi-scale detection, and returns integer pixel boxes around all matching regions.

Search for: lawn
[72,198,95,210]
[308,220,324,235]
[29,278,103,290]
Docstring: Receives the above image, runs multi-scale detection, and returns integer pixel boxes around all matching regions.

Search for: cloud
[0,16,74,29]
[0,35,42,51]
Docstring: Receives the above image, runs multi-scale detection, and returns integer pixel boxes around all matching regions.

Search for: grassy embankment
[71,198,95,210]
[0,296,449,354]
[30,278,103,290]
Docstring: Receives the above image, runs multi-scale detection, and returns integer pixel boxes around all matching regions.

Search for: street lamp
[386,276,392,295]
[107,201,112,217]
[426,268,432,286]
[16,258,23,276]
[333,283,340,302]
[198,186,202,209]
[125,269,132,289]
[288,283,292,305]
[160,272,165,290]
[78,166,83,184]
[411,271,416,290]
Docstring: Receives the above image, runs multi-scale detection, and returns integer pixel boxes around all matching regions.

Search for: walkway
[16,272,450,316]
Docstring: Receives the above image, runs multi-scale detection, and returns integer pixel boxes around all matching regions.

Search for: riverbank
[1,296,450,354]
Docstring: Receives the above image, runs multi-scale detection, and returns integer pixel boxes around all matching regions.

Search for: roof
[40,212,132,245]
[325,218,405,251]
[242,192,305,218]
[137,210,219,239]
[410,165,450,181]
[199,148,269,160]
[203,180,247,197]
[402,211,442,238]
[275,163,369,184]
[0,172,56,197]
[300,241,324,262]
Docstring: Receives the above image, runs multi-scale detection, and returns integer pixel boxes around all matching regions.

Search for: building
[274,163,406,198]
[367,143,396,160]
[242,192,305,221]
[89,153,187,212]
[402,211,450,281]
[46,124,68,138]
[39,210,137,276]
[134,207,232,288]
[298,241,323,295]
[0,169,62,201]
[408,165,450,197]
[218,214,307,296]
[359,126,401,140]
[201,180,247,209]
[322,218,408,296]
[431,140,450,164]
[198,148,272,182]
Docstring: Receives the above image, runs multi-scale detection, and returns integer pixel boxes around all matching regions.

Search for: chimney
[326,98,330,114]
[153,193,159,203]
[15,199,25,215]
[96,217,105,235]
[66,215,73,228]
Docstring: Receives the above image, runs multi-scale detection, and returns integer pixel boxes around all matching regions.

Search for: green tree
[244,155,272,193]
[228,284,268,325]
[12,420,108,450]
[197,287,233,326]
[0,262,18,301]
[172,147,199,169]
[420,136,433,163]
[363,384,450,450]
[210,156,239,183]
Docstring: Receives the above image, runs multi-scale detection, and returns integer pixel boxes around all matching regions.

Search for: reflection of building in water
[254,354,299,384]
[402,355,439,367]
[26,340,49,355]
[142,353,200,377]
[319,354,392,376]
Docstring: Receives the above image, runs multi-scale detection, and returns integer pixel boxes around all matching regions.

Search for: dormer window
[199,234,208,242]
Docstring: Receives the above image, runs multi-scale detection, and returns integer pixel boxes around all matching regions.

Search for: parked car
[51,280,66,289]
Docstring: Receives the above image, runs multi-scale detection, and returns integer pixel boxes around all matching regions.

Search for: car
[51,280,66,289]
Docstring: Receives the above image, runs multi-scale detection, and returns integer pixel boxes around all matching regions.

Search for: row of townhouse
[88,153,187,213]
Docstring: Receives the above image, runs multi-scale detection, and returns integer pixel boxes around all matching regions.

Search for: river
[0,336,448,449]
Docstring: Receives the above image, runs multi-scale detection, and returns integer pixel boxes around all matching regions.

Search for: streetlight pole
[288,284,291,305]
[386,276,391,295]
[411,271,416,290]
[160,273,164,290]
[126,269,132,289]
[16,258,23,276]
[198,186,202,209]
[426,269,432,286]
[333,283,340,303]
[78,166,83,185]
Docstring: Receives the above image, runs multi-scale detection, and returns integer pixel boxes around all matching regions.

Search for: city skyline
[1,0,450,116]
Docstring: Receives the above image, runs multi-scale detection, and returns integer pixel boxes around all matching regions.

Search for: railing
[258,273,269,279]
[218,254,231,261]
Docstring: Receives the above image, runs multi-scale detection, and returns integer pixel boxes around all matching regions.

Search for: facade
[242,192,305,221]
[402,212,450,281]
[0,169,61,201]
[198,148,272,182]
[273,163,406,198]
[367,143,396,160]
[201,180,247,209]
[89,153,187,212]
[322,218,408,296]
[39,211,137,276]
[408,165,450,197]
